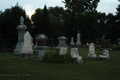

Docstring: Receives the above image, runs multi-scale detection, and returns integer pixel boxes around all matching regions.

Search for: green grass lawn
[0,47,120,80]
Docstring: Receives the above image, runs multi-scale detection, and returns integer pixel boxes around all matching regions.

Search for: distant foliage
[41,49,74,64]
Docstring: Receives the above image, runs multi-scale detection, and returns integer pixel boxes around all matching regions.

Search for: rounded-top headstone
[58,36,67,40]
[36,34,48,40]
[20,16,24,25]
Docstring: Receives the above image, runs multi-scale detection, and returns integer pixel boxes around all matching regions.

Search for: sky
[0,0,119,18]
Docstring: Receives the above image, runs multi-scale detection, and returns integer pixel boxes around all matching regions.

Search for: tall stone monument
[76,31,82,46]
[20,31,34,59]
[14,16,27,55]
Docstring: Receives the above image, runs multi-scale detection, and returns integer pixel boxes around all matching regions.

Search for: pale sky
[0,0,119,18]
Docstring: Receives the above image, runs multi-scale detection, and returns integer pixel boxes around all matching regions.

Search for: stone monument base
[87,54,97,60]
[34,46,49,53]
[100,48,113,51]
[20,54,34,59]
[14,49,22,55]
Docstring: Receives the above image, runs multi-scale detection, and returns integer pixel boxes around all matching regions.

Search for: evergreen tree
[41,5,53,38]
[31,8,43,35]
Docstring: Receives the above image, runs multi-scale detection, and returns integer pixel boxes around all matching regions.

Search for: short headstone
[60,48,67,55]
[57,36,68,48]
[100,39,112,51]
[70,37,75,45]
[38,50,46,60]
[20,31,34,59]
[87,43,97,59]
[14,16,27,55]
[34,34,48,53]
[70,48,83,64]
[86,43,89,46]
[99,49,110,60]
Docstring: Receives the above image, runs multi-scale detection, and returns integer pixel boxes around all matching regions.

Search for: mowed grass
[0,46,120,80]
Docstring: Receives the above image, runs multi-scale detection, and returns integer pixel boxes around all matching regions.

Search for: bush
[41,49,74,64]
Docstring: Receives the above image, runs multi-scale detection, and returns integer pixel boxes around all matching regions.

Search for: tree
[113,3,120,42]
[105,13,116,43]
[41,5,53,38]
[31,8,43,35]
[0,3,31,47]
[48,6,66,37]
[97,12,107,37]
[48,6,65,21]
[62,0,100,43]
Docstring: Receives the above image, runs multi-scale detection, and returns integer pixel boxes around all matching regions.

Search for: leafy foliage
[41,49,74,64]
[0,3,31,47]
[63,0,100,43]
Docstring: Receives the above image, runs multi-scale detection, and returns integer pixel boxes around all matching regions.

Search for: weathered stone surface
[87,43,97,59]
[21,31,33,54]
[99,49,110,60]
[57,36,68,48]
[70,48,83,64]
[60,48,67,55]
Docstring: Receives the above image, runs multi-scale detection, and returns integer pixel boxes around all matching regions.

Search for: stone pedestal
[34,34,48,53]
[20,54,34,59]
[57,36,68,48]
[14,16,27,55]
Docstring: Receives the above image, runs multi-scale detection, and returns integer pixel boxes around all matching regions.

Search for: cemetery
[0,1,120,80]
[0,16,120,80]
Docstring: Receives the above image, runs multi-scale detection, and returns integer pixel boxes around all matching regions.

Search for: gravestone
[99,49,110,60]
[57,36,68,48]
[38,50,46,60]
[70,37,75,46]
[60,48,67,55]
[14,16,27,55]
[76,31,82,47]
[87,43,97,59]
[70,48,83,64]
[100,39,112,51]
[20,31,34,59]
[34,34,48,53]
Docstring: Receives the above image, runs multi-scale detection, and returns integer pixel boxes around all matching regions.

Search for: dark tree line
[0,1,120,47]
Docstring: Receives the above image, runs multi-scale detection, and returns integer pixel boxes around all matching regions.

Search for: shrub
[41,49,74,64]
